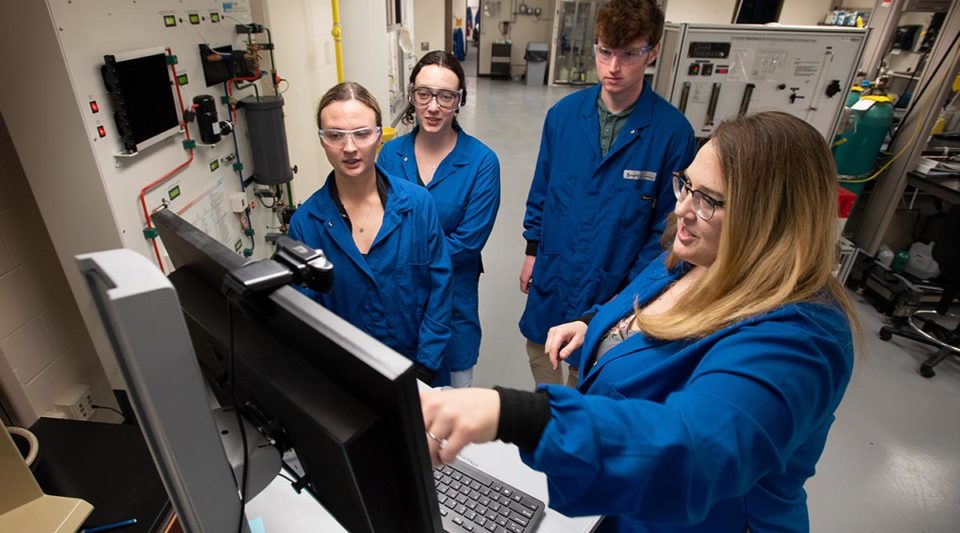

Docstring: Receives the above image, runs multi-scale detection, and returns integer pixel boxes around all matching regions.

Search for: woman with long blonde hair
[420,112,858,532]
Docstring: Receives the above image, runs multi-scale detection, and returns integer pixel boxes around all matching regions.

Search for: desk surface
[28,418,172,533]
[908,170,960,204]
[245,439,601,533]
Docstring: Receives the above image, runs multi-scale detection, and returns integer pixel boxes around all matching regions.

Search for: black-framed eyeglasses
[672,171,725,221]
[410,86,461,110]
[593,43,654,66]
[317,127,382,147]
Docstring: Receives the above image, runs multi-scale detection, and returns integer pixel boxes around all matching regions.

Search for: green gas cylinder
[833,94,895,195]
[845,80,870,107]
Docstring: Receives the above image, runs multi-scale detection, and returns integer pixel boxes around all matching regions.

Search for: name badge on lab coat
[624,170,656,182]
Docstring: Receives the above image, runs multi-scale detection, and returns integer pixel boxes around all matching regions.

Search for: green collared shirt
[597,97,636,157]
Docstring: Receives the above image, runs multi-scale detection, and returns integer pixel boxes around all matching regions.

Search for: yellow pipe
[331,0,344,83]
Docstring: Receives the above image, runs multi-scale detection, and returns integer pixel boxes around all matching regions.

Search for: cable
[6,426,39,467]
[227,302,250,533]
[91,405,126,422]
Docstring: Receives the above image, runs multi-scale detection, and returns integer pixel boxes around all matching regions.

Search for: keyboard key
[437,494,448,505]
[479,497,491,507]
[509,511,529,526]
[470,490,481,500]
[451,471,463,481]
[470,480,482,491]
[477,505,488,516]
[519,497,539,512]
[438,483,449,494]
[511,494,523,504]
[489,502,501,513]
[452,516,464,526]
[505,522,524,533]
[463,523,475,532]
[465,510,478,521]
[496,516,509,527]
[455,504,468,515]
[439,506,448,516]
[502,489,513,498]
[483,522,496,532]
[444,498,456,509]
[446,488,458,498]
[492,482,503,492]
[456,494,468,504]
[479,486,492,496]
[466,499,478,510]
[509,501,534,520]
[451,481,462,491]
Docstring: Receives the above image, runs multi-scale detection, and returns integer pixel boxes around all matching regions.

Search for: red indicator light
[90,101,99,113]
[97,126,106,138]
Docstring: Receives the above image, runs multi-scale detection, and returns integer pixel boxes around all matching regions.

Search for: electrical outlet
[55,385,93,420]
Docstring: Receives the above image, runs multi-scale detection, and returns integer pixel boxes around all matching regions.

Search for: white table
[245,439,601,532]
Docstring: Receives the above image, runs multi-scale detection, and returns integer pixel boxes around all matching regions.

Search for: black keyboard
[434,459,545,533]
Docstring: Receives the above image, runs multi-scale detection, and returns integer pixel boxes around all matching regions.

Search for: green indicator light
[211,13,220,23]
[189,14,200,25]
[168,185,181,201]
[177,73,188,86]
[235,239,243,252]
[210,160,220,172]
[163,15,176,27]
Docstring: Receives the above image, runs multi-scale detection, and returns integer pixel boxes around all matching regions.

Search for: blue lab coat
[378,125,501,373]
[288,167,453,374]
[521,255,855,532]
[520,82,697,345]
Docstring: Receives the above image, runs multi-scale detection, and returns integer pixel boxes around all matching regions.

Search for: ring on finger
[426,431,446,448]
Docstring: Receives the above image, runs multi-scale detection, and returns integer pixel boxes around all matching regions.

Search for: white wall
[479,0,554,76]
[664,0,737,24]
[260,0,338,203]
[415,0,447,55]
[0,113,114,426]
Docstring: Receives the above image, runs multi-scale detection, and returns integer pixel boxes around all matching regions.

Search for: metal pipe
[331,0,344,83]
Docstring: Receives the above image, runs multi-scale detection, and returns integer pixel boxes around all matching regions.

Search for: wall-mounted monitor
[101,47,181,153]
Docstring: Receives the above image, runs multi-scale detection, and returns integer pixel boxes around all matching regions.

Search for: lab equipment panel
[654,24,868,140]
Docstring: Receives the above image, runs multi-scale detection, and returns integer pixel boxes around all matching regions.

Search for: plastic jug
[903,241,940,280]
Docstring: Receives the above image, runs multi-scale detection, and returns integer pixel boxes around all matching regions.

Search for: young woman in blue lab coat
[288,82,453,384]
[378,51,501,388]
[420,112,859,532]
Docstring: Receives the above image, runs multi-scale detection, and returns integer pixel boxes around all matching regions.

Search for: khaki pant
[526,340,579,388]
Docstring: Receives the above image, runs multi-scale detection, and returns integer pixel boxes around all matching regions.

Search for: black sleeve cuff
[416,364,437,385]
[574,311,597,326]
[493,386,551,452]
[525,240,539,256]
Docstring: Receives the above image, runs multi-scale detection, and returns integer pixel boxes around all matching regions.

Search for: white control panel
[654,24,868,140]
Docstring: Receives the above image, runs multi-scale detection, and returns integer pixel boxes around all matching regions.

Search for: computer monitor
[152,208,443,532]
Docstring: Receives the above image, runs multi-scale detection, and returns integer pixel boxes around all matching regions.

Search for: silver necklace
[355,202,376,234]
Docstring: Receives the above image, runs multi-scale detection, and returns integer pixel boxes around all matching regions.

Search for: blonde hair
[634,112,858,341]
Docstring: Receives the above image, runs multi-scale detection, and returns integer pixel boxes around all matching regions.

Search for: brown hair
[595,0,665,48]
[401,50,466,125]
[316,82,382,129]
[634,111,859,342]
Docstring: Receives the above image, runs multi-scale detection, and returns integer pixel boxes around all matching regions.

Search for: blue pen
[79,518,138,533]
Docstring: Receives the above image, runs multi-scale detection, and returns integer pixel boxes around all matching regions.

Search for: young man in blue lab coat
[519,0,696,386]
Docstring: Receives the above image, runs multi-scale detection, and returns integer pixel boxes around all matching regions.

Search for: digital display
[688,42,731,59]
[163,15,176,27]
[211,13,221,23]
[210,160,220,172]
[101,50,181,153]
[189,14,201,25]
[168,185,181,201]
[177,73,189,86]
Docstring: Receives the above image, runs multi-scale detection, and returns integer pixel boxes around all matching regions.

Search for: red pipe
[138,47,195,272]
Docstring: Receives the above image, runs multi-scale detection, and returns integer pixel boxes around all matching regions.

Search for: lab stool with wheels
[879,205,960,378]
